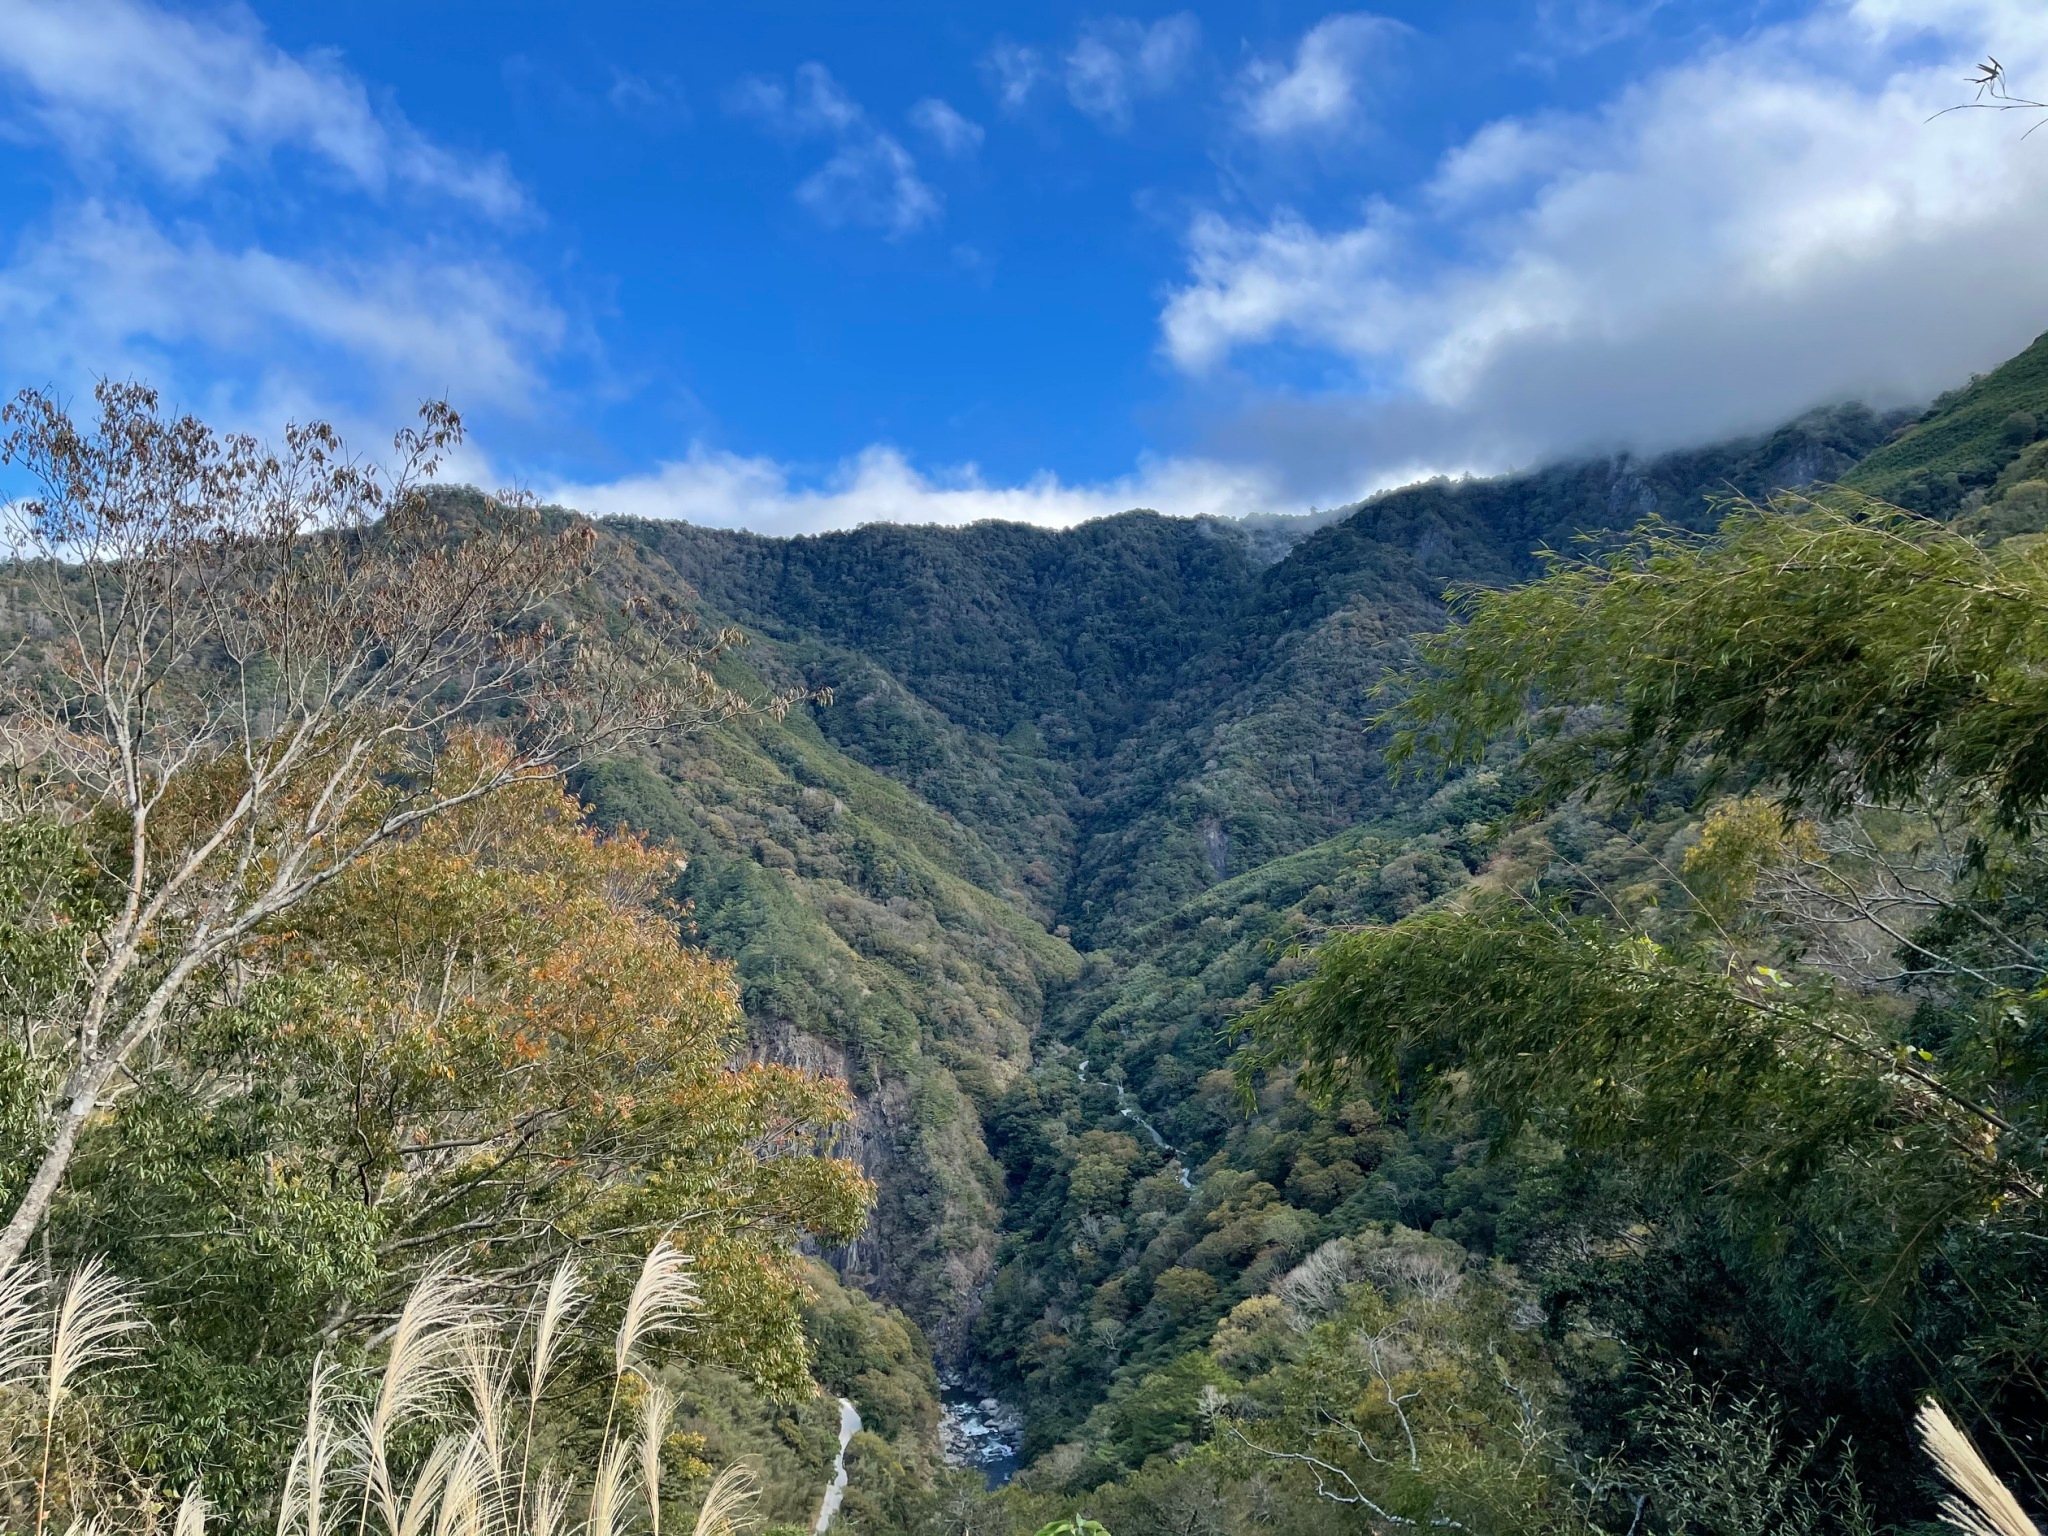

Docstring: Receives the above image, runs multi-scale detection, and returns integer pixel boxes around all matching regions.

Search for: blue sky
[0,0,2042,531]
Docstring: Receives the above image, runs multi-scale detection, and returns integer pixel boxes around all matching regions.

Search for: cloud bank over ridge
[1167,0,2048,491]
[3,0,2048,534]
[543,444,1295,537]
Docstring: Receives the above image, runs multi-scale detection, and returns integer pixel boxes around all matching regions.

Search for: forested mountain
[15,332,2048,1536]
[430,330,2048,1529]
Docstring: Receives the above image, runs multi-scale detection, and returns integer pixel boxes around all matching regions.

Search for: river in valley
[938,1383,1024,1488]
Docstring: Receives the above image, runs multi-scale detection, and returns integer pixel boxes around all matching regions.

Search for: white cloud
[1531,0,1675,58]
[0,200,564,416]
[544,443,1296,536]
[732,63,940,236]
[1065,14,1201,129]
[799,137,940,235]
[730,62,863,136]
[1240,13,1403,138]
[606,70,689,125]
[982,40,1045,112]
[910,97,984,157]
[1164,0,2048,482]
[0,0,522,216]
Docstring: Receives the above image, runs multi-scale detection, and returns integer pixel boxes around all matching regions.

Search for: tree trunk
[0,1061,113,1272]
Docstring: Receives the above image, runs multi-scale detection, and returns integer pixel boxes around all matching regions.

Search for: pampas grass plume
[526,1472,569,1536]
[637,1384,674,1536]
[614,1242,697,1378]
[45,1259,142,1411]
[529,1260,583,1405]
[430,1431,488,1536]
[0,1263,46,1393]
[392,1436,462,1536]
[1917,1399,2041,1536]
[361,1266,480,1536]
[172,1486,206,1536]
[689,1464,759,1536]
[585,1436,634,1536]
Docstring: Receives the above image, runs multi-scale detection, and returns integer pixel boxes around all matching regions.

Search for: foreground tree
[0,382,775,1272]
[52,750,868,1506]
[1388,491,2048,829]
[1246,492,2048,1515]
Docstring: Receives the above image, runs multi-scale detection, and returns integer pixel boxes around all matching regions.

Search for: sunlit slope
[572,635,1079,1358]
[1845,328,2048,514]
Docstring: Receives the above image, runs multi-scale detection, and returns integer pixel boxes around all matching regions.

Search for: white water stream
[1078,1058,1193,1189]
[813,1397,861,1532]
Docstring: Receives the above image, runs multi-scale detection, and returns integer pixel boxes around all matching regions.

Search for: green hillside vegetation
[574,672,1081,1355]
[17,337,2048,1536]
[1846,328,2048,514]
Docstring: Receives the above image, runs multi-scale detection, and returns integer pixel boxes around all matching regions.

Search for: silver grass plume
[44,1259,143,1413]
[528,1260,583,1408]
[614,1242,698,1379]
[585,1436,635,1536]
[689,1464,759,1536]
[276,1431,311,1536]
[303,1360,340,1536]
[0,1263,45,1394]
[638,1384,674,1536]
[517,1260,584,1535]
[526,1472,569,1536]
[1917,1400,2042,1536]
[173,1486,207,1536]
[392,1436,463,1536]
[361,1267,481,1536]
[458,1335,511,1483]
[276,1358,340,1536]
[37,1261,142,1536]
[430,1431,489,1536]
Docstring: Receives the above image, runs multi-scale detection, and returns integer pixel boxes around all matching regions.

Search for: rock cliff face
[522,389,1938,1359]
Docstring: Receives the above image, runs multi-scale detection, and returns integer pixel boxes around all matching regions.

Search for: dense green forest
[10,336,2048,1536]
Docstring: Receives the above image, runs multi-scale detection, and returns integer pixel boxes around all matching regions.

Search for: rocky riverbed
[938,1386,1025,1487]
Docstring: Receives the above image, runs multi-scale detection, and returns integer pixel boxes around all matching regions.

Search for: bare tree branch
[0,382,771,1270]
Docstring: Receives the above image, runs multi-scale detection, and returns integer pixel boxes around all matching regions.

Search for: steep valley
[514,328,2048,1524]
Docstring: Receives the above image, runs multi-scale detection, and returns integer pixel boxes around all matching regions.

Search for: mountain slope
[1060,401,1903,945]
[570,665,1079,1357]
[522,329,2048,1422]
[1845,327,2048,512]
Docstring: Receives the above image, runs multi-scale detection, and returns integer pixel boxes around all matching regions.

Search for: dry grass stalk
[526,1473,569,1536]
[430,1432,488,1536]
[585,1435,635,1536]
[0,1265,45,1395]
[1917,1400,2042,1536]
[637,1385,673,1536]
[615,1243,699,1379]
[528,1262,584,1412]
[517,1259,584,1531]
[6,1248,768,1536]
[458,1336,511,1482]
[37,1263,142,1536]
[359,1266,481,1536]
[275,1358,341,1536]
[172,1486,205,1536]
[391,1436,462,1536]
[688,1464,759,1536]
[44,1263,143,1417]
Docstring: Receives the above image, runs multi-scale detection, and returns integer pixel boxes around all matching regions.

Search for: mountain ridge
[499,330,2048,1439]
